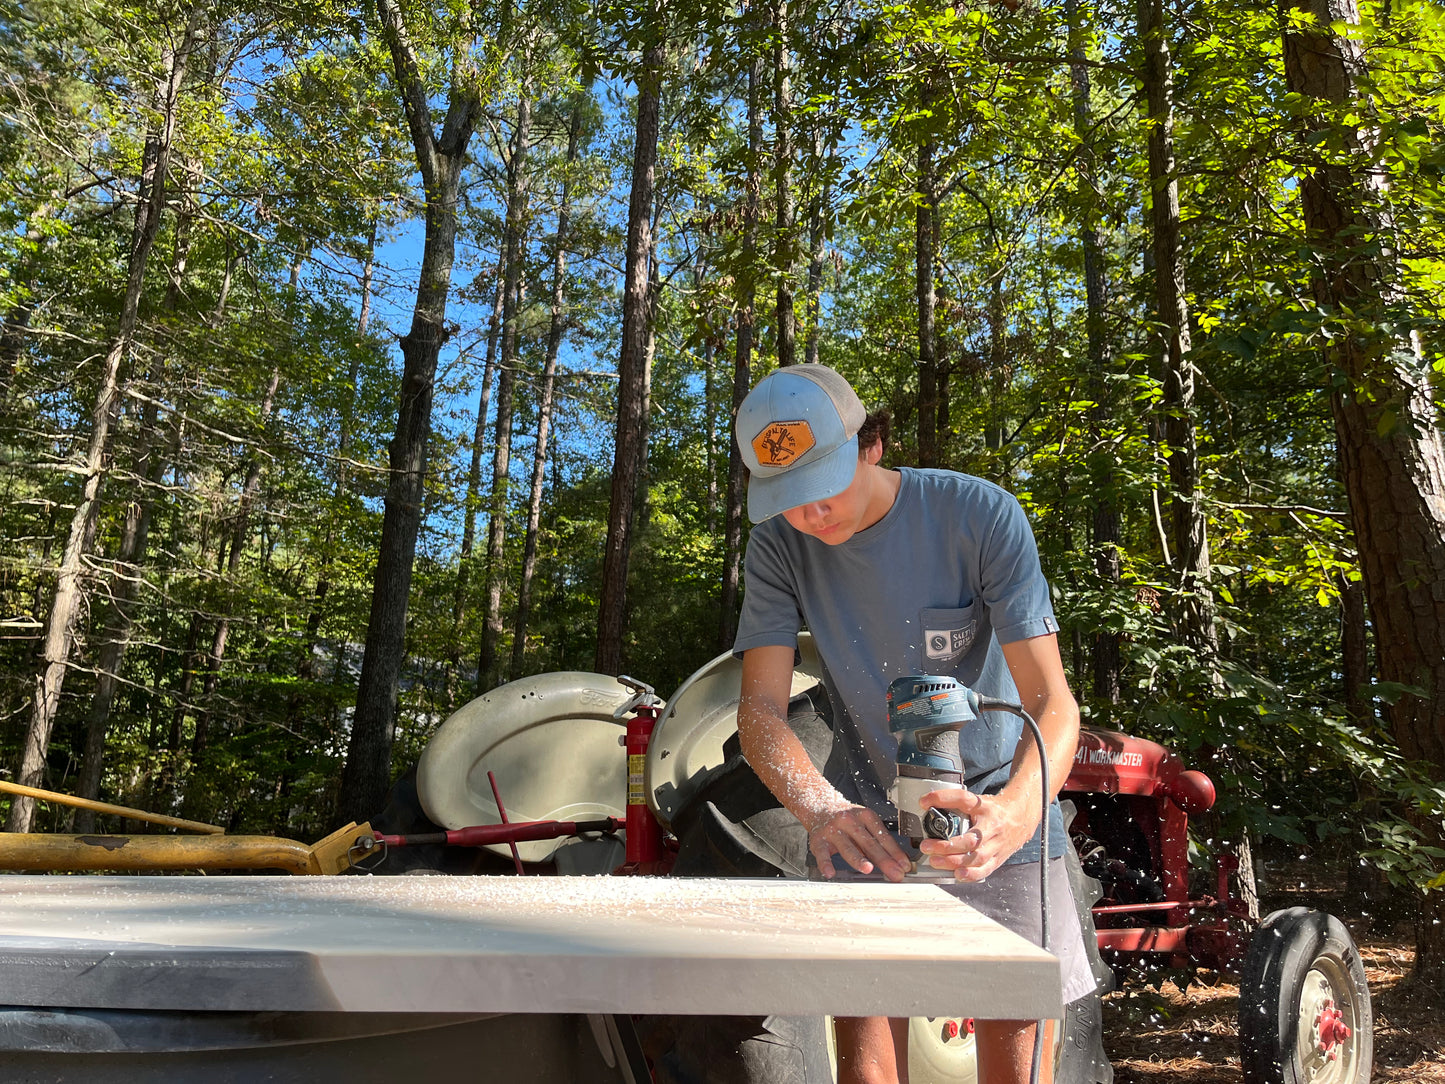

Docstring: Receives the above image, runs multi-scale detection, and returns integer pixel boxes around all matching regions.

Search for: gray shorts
[810,856,1098,1007]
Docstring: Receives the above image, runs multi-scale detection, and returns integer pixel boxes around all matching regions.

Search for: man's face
[779,456,871,545]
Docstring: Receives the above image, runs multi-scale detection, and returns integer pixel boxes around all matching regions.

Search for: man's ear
[861,439,884,465]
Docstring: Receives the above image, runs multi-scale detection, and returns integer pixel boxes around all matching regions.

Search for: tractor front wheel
[1237,907,1372,1084]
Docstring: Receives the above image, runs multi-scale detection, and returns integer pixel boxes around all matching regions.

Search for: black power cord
[978,698,1051,1084]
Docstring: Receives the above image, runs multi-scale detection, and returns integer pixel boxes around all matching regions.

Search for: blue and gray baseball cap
[735,364,867,523]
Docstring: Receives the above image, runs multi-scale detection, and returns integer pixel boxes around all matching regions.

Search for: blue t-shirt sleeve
[977,488,1059,645]
[733,524,804,657]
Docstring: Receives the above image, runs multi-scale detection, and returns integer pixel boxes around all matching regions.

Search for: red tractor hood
[1065,727,1215,814]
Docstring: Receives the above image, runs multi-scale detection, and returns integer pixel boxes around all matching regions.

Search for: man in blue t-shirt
[732,364,1093,1084]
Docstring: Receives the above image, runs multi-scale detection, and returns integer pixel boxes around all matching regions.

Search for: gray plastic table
[0,874,1061,1083]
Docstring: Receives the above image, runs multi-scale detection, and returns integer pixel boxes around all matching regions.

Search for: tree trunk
[478,84,532,692]
[803,118,829,368]
[157,611,203,808]
[1139,0,1218,677]
[72,418,170,830]
[512,101,580,678]
[8,9,202,832]
[74,197,200,828]
[302,216,378,685]
[191,245,296,765]
[338,0,482,824]
[936,365,950,449]
[212,246,236,326]
[188,364,281,783]
[75,358,188,822]
[1069,0,1121,704]
[596,37,663,677]
[1282,0,1445,988]
[1340,569,1370,723]
[704,312,719,534]
[718,52,763,653]
[985,274,1009,456]
[772,0,796,367]
[633,214,660,534]
[447,247,505,703]
[916,76,940,469]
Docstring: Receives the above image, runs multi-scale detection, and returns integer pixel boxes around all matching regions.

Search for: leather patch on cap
[752,420,815,467]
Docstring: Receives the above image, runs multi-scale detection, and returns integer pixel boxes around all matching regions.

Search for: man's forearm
[1001,693,1080,814]
[737,702,851,831]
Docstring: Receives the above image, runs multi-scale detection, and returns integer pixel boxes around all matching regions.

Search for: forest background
[3,0,1445,987]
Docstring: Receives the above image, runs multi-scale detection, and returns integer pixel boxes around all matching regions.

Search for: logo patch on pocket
[924,621,977,661]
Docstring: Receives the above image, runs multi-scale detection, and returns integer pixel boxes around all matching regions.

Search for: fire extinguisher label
[628,754,646,803]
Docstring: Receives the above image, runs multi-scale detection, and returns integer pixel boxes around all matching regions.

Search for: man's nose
[801,502,829,524]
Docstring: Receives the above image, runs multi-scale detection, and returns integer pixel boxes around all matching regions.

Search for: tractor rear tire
[1238,907,1372,1084]
[646,1015,834,1084]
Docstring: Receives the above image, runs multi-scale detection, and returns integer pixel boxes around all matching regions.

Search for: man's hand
[914,786,1037,882]
[740,645,911,882]
[805,804,911,882]
[917,634,1080,881]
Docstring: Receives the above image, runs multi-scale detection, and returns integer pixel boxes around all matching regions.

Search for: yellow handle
[0,779,225,835]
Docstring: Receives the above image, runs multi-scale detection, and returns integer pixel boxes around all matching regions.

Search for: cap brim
[746,436,860,523]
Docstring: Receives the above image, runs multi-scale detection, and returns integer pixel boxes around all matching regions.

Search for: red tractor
[392,642,1372,1084]
[1062,725,1371,1084]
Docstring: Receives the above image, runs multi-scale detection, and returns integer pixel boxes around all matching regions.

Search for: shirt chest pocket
[919,603,980,667]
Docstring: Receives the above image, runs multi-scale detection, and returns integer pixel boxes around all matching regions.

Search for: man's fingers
[811,817,873,876]
[809,836,839,879]
[919,823,999,874]
[929,848,996,877]
[919,786,982,813]
[854,817,910,879]
[953,854,1004,882]
[863,817,911,866]
[829,831,875,875]
[806,807,914,881]
[919,822,982,854]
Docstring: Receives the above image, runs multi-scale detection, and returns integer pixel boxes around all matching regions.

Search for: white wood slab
[0,875,1061,1019]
